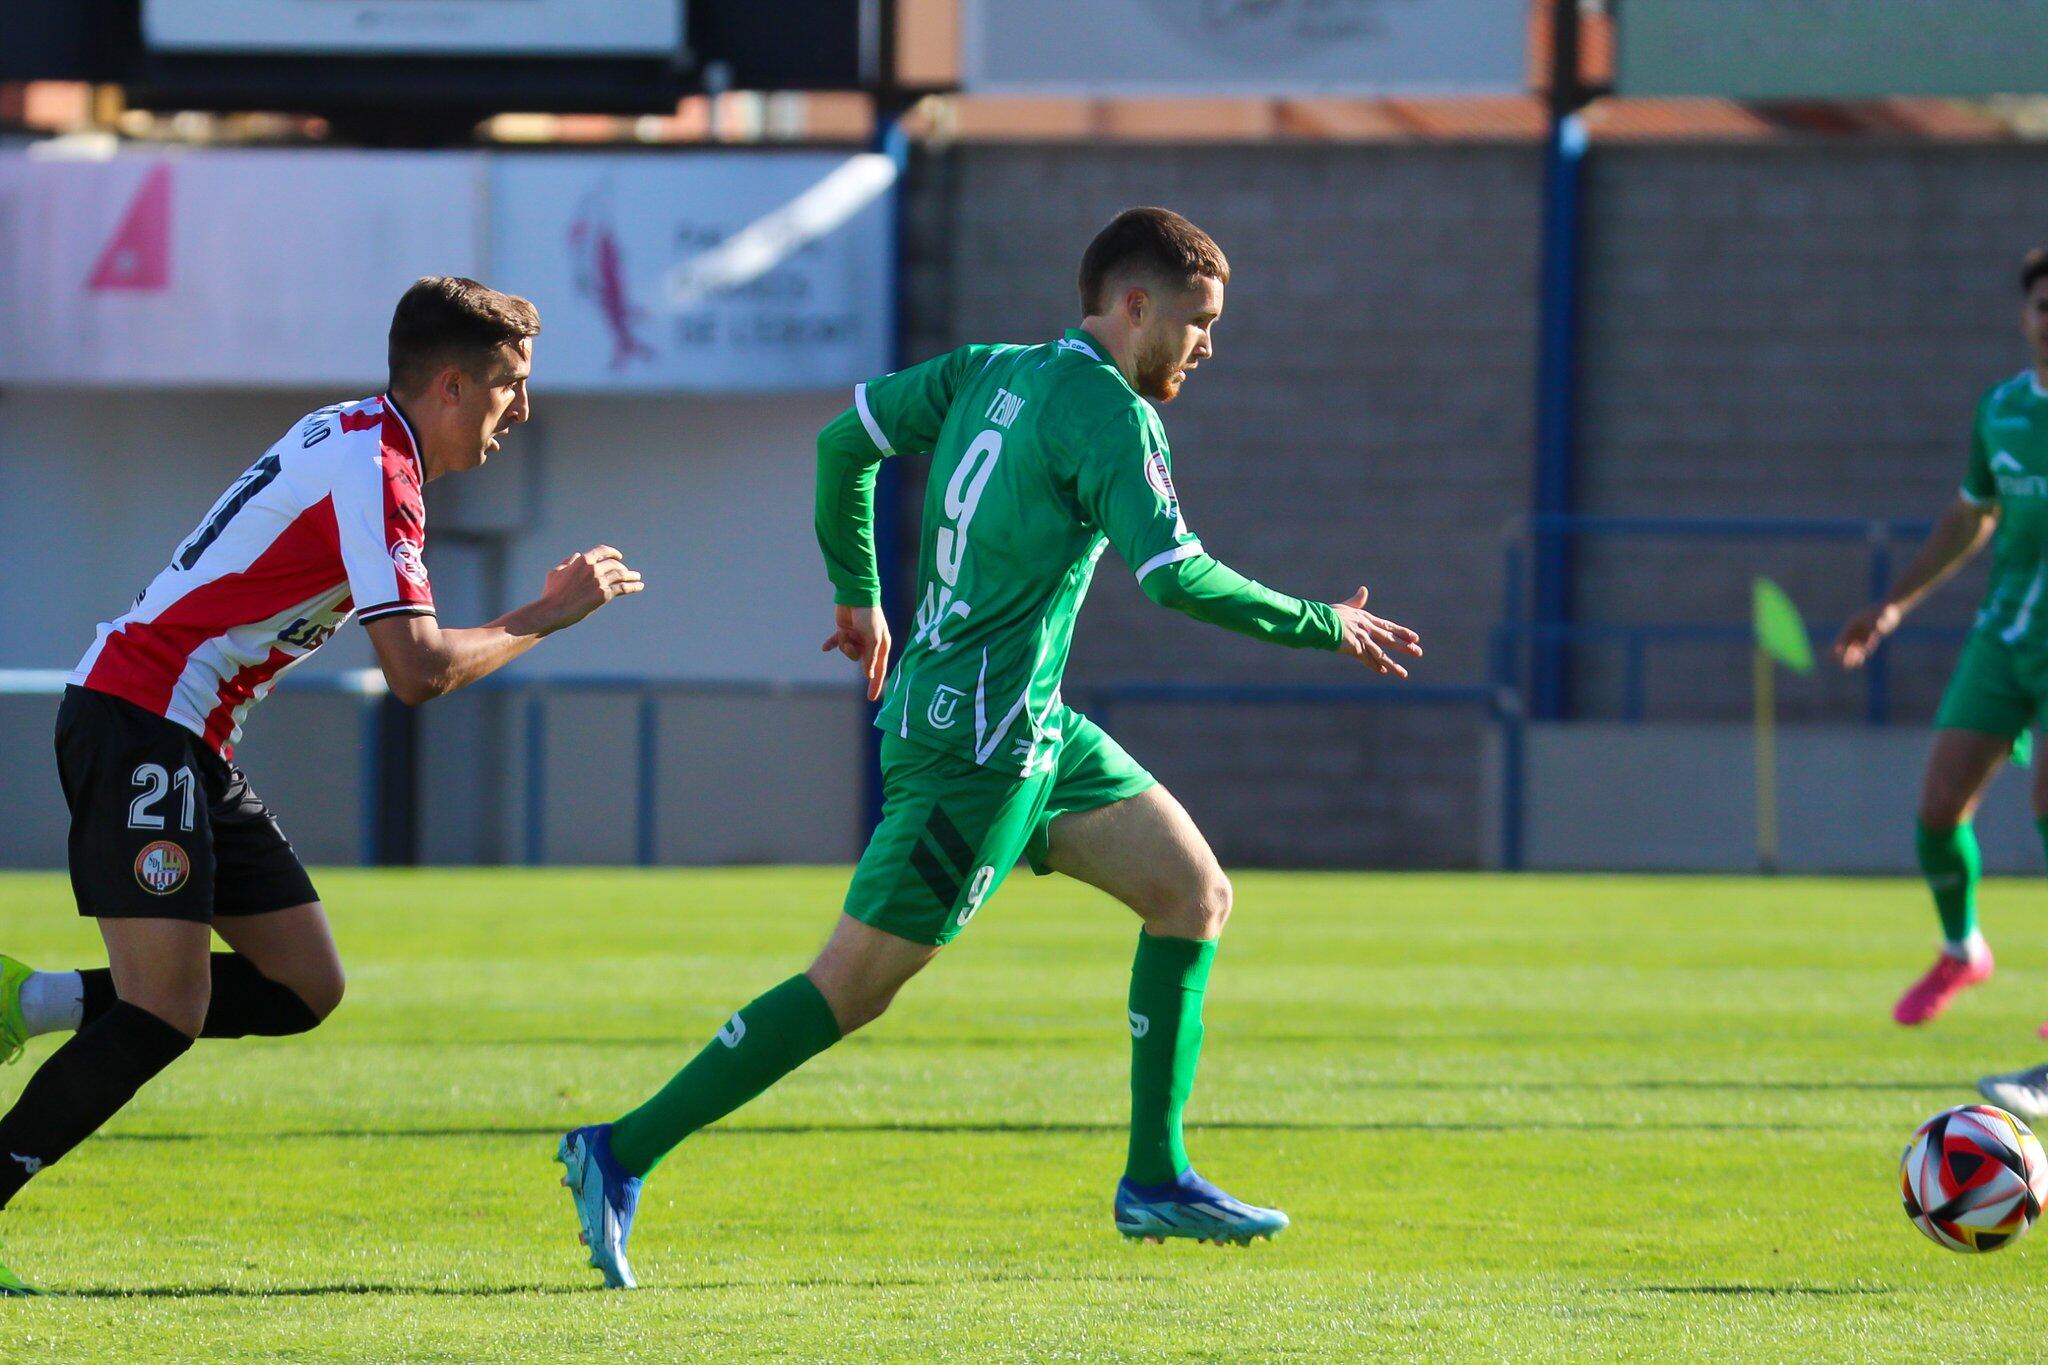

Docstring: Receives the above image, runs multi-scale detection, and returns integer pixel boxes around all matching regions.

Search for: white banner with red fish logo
[488,153,893,393]
[0,148,890,392]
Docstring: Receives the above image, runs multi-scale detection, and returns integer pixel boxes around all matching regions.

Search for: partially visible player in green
[557,207,1422,1288]
[1836,248,2048,1030]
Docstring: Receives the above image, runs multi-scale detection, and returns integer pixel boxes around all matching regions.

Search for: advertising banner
[0,150,482,387]
[1619,0,2048,99]
[962,0,1526,96]
[489,153,893,393]
[144,0,683,57]
[0,149,894,392]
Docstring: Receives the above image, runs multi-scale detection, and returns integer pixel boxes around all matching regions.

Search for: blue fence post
[1866,527,1893,726]
[1530,13,1591,723]
[523,689,547,866]
[1499,535,1527,700]
[358,686,383,867]
[862,111,915,837]
[636,689,659,867]
[1498,688,1525,871]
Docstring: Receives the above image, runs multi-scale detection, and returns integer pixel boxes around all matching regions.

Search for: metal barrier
[0,666,392,865]
[1497,513,1963,726]
[509,675,850,867]
[1082,679,1526,871]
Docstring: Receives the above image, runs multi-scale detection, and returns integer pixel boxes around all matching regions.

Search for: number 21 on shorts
[129,763,198,832]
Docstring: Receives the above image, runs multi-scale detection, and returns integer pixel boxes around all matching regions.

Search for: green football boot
[0,956,33,1066]
[0,1248,38,1296]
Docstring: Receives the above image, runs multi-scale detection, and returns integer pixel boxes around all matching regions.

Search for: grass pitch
[1,868,2046,1361]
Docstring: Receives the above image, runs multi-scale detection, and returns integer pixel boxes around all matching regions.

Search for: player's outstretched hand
[1332,586,1422,678]
[822,604,892,702]
[1833,602,1899,670]
[536,545,644,634]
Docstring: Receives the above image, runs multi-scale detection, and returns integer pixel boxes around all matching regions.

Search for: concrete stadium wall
[1505,722,2043,875]
[0,388,870,869]
[13,142,2048,872]
[902,144,1543,868]
[1573,143,2048,725]
[902,140,2048,867]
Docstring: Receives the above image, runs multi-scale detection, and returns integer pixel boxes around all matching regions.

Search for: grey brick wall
[902,141,2048,866]
[1573,143,2048,723]
[902,145,1542,867]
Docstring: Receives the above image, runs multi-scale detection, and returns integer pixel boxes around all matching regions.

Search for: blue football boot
[1114,1168,1289,1245]
[557,1124,642,1289]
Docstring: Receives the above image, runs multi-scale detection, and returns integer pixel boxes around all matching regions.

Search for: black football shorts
[54,685,319,922]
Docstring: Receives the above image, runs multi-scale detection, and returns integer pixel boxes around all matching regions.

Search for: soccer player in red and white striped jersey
[0,277,643,1293]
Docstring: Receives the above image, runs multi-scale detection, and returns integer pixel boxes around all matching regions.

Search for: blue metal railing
[501,675,852,867]
[1500,513,1956,726]
[1081,678,1526,871]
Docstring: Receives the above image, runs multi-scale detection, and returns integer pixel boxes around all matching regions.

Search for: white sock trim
[1944,930,1990,963]
[19,971,83,1036]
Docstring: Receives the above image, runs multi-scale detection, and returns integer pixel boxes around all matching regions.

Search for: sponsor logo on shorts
[134,840,191,896]
[717,1013,747,1048]
[391,538,430,587]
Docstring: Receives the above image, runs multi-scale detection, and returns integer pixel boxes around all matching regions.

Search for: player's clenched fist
[1330,585,1422,678]
[1832,602,1900,671]
[537,544,645,633]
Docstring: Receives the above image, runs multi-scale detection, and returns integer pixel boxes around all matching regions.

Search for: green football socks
[1124,931,1217,1186]
[1917,820,1982,951]
[608,973,842,1179]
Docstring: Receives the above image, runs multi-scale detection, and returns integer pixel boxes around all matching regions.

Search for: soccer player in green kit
[557,207,1423,1288]
[1836,248,2048,1036]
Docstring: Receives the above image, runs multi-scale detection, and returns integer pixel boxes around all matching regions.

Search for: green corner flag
[1753,578,1813,675]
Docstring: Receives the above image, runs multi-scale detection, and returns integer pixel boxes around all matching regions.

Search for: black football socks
[77,954,320,1039]
[0,1001,191,1209]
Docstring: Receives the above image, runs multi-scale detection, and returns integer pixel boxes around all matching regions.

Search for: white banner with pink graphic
[0,149,484,387]
[488,153,893,393]
[0,148,892,391]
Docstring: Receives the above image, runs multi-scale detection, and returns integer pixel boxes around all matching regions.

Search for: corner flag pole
[1754,642,1777,874]
[1752,578,1814,876]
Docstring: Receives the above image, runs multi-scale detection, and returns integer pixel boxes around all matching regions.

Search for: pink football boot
[1894,949,1995,1026]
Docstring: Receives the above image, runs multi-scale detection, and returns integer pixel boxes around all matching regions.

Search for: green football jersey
[1964,371,2048,648]
[844,330,1202,774]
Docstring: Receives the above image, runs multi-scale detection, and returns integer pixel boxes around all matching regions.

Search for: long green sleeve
[1139,552,1343,650]
[815,406,886,607]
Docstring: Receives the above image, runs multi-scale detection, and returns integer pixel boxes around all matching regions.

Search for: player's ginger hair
[388,276,541,395]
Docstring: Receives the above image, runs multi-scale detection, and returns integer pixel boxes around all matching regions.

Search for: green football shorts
[1934,632,2048,739]
[843,707,1157,947]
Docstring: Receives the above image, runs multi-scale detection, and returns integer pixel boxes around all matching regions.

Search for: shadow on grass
[1636,1285,1893,1298]
[97,1117,1855,1144]
[51,1270,1144,1300]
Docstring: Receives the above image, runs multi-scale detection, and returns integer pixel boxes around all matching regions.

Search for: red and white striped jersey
[71,394,436,757]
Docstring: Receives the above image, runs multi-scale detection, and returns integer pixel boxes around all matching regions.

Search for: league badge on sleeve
[391,539,430,587]
[1143,449,1178,513]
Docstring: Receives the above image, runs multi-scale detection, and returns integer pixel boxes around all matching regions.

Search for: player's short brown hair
[1078,207,1229,315]
[2023,249,2048,295]
[387,276,541,393]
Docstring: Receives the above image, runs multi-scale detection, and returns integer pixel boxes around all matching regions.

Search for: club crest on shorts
[134,840,191,895]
